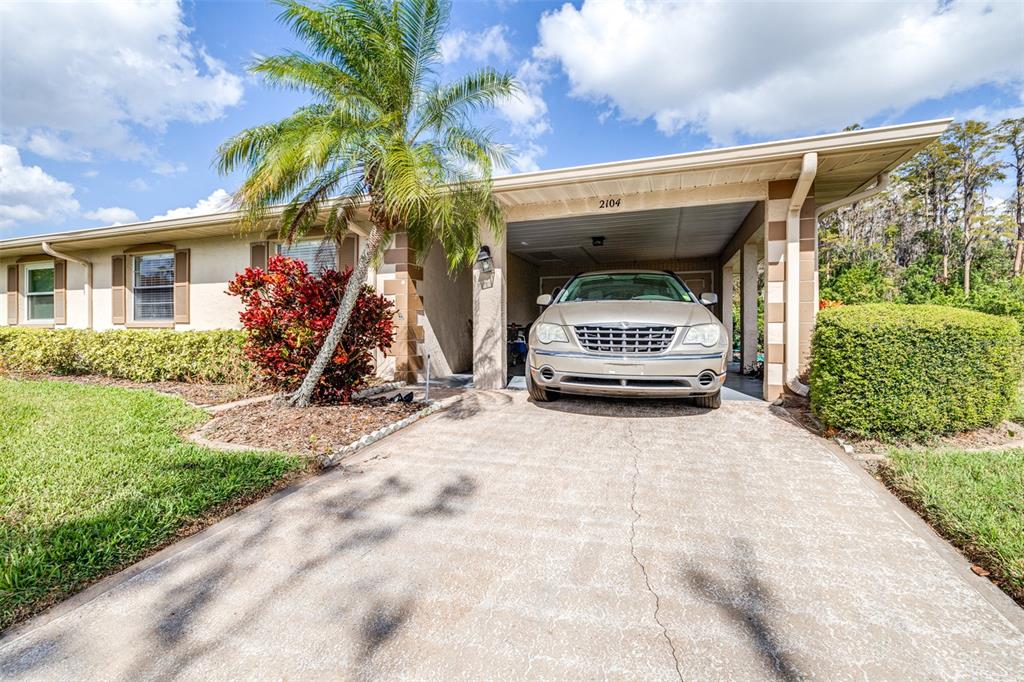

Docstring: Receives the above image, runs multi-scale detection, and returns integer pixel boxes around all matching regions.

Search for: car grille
[573,325,677,354]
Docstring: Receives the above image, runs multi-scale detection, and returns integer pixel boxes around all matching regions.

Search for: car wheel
[693,390,721,409]
[526,368,556,402]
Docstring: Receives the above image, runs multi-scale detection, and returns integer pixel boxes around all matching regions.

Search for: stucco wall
[3,235,255,331]
[506,253,540,326]
[417,245,473,375]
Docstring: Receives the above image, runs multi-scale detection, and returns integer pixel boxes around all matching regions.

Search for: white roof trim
[0,118,952,252]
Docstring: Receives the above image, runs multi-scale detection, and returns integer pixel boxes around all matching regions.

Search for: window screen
[26,265,55,321]
[133,253,175,321]
[277,239,336,273]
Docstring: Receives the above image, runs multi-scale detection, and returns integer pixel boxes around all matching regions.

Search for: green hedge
[810,304,1024,438]
[0,328,252,384]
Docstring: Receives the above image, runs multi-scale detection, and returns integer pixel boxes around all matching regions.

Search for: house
[0,119,951,399]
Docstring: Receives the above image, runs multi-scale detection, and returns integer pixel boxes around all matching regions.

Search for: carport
[469,120,951,400]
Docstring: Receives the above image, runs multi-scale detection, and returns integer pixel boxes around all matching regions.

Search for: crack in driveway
[623,422,683,682]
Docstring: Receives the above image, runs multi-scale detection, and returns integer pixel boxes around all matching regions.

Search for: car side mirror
[536,294,552,306]
[700,293,718,305]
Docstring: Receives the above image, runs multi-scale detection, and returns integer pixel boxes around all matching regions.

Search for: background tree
[996,118,1024,276]
[947,121,1005,294]
[217,0,517,406]
[819,118,1022,328]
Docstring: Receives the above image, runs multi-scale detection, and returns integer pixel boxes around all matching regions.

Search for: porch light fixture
[475,245,493,273]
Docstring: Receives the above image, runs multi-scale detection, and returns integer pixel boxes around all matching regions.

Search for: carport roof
[0,119,951,258]
[492,118,952,214]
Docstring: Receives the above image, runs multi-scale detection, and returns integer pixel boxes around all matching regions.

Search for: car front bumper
[528,347,728,398]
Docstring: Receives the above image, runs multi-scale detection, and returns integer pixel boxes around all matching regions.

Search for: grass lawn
[883,448,1024,602]
[0,378,301,630]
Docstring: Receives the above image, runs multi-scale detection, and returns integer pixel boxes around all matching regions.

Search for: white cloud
[128,178,151,192]
[84,206,138,225]
[535,0,1024,142]
[0,145,80,231]
[511,142,546,173]
[0,0,244,161]
[82,170,99,179]
[499,59,551,139]
[150,189,233,221]
[440,25,512,64]
[152,161,188,177]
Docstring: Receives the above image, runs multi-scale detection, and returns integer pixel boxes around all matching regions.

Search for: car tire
[693,390,721,409]
[526,368,556,402]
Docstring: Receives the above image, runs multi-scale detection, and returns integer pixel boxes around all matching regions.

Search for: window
[133,253,175,321]
[277,239,336,273]
[25,262,55,322]
[557,273,694,303]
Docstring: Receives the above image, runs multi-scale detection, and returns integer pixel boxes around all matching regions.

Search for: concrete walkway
[2,392,1022,680]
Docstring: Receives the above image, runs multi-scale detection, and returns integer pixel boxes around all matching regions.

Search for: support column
[799,196,818,369]
[473,226,507,389]
[380,232,424,383]
[764,182,791,401]
[721,264,734,362]
[740,241,759,373]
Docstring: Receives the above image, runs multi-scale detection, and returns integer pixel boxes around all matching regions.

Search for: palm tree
[217,0,516,406]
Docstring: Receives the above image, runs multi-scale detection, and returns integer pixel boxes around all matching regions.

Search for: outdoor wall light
[591,236,605,247]
[475,245,494,273]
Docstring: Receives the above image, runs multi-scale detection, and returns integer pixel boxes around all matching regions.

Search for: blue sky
[1,0,1022,239]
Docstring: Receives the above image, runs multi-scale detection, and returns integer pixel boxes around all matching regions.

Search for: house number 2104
[598,198,622,209]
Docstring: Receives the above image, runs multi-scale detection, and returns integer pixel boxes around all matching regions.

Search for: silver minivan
[526,270,729,408]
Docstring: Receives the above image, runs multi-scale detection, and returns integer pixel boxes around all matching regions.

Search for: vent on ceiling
[525,251,562,263]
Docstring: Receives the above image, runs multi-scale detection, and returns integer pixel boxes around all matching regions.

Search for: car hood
[540,301,717,328]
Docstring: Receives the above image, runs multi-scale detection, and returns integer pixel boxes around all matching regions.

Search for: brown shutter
[6,265,17,325]
[173,249,190,324]
[111,255,126,324]
[53,259,67,325]
[250,241,268,270]
[337,236,357,272]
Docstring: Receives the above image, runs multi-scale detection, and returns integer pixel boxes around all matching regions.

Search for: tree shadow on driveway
[682,538,805,681]
[1,469,480,680]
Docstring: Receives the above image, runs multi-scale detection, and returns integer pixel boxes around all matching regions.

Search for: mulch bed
[2,372,269,406]
[202,398,425,456]
[777,393,1024,457]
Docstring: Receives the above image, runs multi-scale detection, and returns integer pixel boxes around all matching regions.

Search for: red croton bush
[228,255,395,402]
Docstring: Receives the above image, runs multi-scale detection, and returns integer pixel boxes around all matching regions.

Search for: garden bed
[200,398,425,456]
[1,371,270,406]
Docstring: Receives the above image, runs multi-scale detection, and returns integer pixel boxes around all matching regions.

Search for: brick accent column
[765,180,816,401]
[380,233,424,383]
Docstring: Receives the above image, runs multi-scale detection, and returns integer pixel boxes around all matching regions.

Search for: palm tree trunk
[289,225,388,407]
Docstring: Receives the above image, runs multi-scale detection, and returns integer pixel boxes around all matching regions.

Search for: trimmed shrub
[228,256,395,402]
[810,304,1024,438]
[0,328,251,384]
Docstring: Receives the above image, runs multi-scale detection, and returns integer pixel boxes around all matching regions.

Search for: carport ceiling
[507,202,755,267]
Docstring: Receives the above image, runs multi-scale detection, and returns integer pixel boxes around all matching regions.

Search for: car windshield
[557,273,694,303]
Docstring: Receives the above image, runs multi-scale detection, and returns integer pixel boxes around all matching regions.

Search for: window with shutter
[133,253,175,321]
[25,262,55,323]
[277,239,336,273]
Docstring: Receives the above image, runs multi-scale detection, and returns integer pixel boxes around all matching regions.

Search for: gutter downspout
[785,153,817,396]
[41,242,92,329]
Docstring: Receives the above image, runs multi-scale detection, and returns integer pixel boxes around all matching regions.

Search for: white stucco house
[0,119,951,399]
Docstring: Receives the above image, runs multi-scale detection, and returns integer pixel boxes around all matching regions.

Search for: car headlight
[683,323,721,347]
[535,323,569,344]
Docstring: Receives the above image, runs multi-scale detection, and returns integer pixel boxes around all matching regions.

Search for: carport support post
[472,225,507,389]
[740,242,758,373]
[721,264,733,359]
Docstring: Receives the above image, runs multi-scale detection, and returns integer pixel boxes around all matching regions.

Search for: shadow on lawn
[0,468,479,680]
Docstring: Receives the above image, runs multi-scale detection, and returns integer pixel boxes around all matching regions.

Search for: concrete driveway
[2,392,1023,680]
